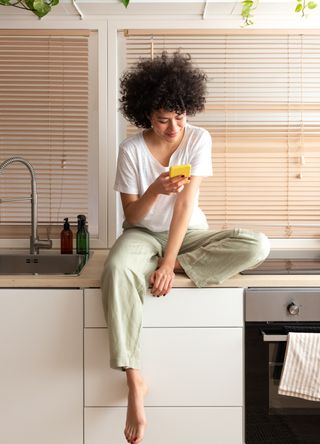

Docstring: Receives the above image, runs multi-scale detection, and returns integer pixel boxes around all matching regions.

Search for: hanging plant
[0,0,130,17]
[0,0,59,18]
[0,0,316,26]
[241,0,317,26]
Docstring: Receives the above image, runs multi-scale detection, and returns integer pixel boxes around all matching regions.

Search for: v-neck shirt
[114,123,213,232]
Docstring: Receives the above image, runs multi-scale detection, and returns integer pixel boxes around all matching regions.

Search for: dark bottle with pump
[60,217,73,254]
[76,214,89,255]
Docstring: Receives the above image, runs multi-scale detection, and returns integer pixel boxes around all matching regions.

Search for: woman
[101,52,270,444]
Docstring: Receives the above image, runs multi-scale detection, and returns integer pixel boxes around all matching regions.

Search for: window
[122,30,320,238]
[0,30,99,241]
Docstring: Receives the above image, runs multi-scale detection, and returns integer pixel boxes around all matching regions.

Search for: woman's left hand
[149,264,175,297]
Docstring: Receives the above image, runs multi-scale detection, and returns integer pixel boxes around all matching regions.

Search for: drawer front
[85,288,243,328]
[84,327,243,407]
[85,406,243,444]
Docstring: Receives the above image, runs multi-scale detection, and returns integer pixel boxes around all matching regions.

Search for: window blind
[123,31,320,238]
[0,31,90,239]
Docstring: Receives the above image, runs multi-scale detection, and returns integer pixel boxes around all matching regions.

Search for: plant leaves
[295,3,303,11]
[241,0,258,25]
[242,7,252,16]
[121,0,130,7]
[30,0,51,17]
[0,0,59,17]
[24,0,34,8]
[307,1,317,8]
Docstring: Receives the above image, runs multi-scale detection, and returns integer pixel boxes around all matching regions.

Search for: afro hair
[119,51,207,128]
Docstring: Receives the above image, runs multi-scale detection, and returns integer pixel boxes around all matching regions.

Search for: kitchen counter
[1,249,320,288]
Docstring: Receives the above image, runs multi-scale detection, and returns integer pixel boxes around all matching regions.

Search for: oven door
[245,322,320,444]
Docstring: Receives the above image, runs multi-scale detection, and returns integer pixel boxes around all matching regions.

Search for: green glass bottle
[76,214,89,255]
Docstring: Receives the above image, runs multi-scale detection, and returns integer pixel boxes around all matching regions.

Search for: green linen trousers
[100,226,270,370]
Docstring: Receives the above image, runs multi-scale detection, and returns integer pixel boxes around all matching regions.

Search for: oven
[245,288,320,444]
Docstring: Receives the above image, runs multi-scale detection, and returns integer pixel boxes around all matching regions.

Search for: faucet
[0,156,52,254]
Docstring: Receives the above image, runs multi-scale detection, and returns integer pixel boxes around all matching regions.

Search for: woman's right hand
[149,172,189,196]
[149,264,175,297]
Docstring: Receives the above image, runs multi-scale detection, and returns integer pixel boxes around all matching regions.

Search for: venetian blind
[0,31,90,239]
[124,31,320,238]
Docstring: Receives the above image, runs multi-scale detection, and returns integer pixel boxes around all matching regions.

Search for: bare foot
[124,371,148,444]
[158,256,184,273]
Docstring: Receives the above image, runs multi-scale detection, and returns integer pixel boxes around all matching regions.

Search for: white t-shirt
[114,123,213,232]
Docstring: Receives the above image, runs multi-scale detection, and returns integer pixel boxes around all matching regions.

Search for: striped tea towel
[278,332,320,401]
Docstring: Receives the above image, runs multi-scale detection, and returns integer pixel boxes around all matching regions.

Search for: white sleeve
[190,129,213,177]
[114,145,139,194]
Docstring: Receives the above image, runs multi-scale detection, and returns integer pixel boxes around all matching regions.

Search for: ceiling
[0,0,319,27]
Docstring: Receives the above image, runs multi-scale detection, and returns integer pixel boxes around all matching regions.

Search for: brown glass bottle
[60,217,73,254]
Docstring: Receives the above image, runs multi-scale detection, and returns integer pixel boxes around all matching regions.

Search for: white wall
[0,2,320,250]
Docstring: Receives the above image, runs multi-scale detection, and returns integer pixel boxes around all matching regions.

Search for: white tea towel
[278,332,320,401]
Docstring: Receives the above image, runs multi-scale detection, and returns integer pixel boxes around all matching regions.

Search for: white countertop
[1,250,320,288]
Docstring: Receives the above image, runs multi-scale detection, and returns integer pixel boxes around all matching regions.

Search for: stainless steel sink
[0,252,91,275]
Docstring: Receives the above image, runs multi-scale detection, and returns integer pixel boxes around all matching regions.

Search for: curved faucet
[0,157,52,254]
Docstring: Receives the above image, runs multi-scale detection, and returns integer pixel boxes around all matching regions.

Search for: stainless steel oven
[245,288,320,444]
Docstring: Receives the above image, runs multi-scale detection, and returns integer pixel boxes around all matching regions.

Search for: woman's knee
[244,230,270,263]
[254,232,270,261]
[101,256,130,288]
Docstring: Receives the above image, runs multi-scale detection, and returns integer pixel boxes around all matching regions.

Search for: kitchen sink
[0,251,91,275]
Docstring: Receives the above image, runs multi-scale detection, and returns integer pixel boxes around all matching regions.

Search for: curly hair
[119,52,207,128]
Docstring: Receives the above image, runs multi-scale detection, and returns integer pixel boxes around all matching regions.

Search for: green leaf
[121,0,130,7]
[242,7,252,16]
[295,3,303,12]
[297,0,302,2]
[242,0,254,5]
[24,0,34,8]
[33,0,51,16]
[0,0,59,17]
[307,1,317,8]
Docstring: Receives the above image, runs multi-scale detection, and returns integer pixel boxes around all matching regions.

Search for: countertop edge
[1,250,320,288]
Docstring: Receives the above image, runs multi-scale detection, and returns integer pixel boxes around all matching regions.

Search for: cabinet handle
[262,333,287,342]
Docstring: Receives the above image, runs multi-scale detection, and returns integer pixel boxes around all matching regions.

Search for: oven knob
[287,302,299,316]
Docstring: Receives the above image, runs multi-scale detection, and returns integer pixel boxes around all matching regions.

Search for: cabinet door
[85,406,243,444]
[85,288,243,328]
[0,289,83,444]
[85,327,243,407]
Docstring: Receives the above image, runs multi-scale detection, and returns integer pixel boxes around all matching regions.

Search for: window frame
[110,22,320,250]
[0,23,108,250]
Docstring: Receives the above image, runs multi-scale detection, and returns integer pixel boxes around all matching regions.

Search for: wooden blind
[0,32,90,238]
[124,32,320,238]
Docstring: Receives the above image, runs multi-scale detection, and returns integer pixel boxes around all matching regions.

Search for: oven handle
[262,331,288,342]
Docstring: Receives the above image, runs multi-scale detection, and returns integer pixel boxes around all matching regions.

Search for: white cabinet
[85,407,242,444]
[85,327,242,407]
[0,289,83,444]
[85,287,243,328]
[84,288,244,444]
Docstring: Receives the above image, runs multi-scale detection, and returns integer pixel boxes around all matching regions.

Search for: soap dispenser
[76,214,89,255]
[60,217,73,254]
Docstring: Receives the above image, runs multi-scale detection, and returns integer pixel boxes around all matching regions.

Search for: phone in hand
[169,164,191,179]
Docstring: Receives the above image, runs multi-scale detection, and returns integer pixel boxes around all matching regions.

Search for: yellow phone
[169,164,191,178]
